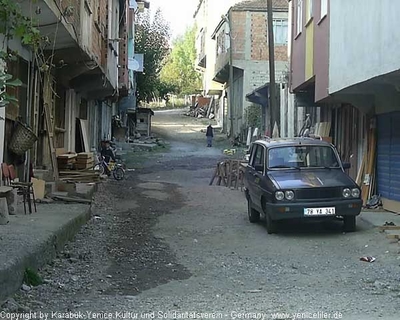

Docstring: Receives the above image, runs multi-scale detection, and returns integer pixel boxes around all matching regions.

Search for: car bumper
[265,199,362,221]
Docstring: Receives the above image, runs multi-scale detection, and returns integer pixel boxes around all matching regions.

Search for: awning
[246,83,269,106]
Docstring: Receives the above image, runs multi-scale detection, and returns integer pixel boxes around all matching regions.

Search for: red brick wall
[91,0,108,68]
[57,0,80,34]
[231,10,288,62]
[231,11,246,60]
[250,12,268,60]
[118,1,129,89]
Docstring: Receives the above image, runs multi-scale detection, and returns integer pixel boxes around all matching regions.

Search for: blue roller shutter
[377,112,400,201]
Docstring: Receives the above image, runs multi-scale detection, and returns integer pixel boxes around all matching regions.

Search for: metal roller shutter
[377,112,400,201]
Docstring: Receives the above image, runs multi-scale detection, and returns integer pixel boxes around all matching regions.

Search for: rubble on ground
[127,136,166,152]
[184,104,215,120]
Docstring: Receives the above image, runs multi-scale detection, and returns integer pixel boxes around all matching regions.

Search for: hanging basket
[8,121,38,155]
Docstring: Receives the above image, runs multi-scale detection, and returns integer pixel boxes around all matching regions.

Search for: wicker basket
[8,122,38,155]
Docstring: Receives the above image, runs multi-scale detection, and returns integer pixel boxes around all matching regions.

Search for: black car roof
[253,137,333,148]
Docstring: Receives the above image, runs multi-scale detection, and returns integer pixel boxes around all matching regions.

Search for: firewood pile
[209,159,246,190]
[185,97,215,119]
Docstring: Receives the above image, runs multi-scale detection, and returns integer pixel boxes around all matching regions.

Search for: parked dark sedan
[243,138,362,234]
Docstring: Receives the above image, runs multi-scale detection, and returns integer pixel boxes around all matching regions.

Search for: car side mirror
[254,164,264,172]
[342,162,351,169]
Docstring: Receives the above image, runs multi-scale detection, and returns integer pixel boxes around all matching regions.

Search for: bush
[245,104,263,129]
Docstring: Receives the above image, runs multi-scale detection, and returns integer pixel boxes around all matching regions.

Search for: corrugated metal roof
[232,0,288,11]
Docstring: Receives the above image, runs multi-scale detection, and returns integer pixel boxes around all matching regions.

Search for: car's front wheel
[343,216,356,232]
[247,198,260,223]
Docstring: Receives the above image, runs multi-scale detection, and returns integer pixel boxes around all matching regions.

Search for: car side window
[252,145,265,169]
[249,144,257,165]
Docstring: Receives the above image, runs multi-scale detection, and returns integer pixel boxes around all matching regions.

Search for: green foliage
[160,25,201,95]
[0,0,41,49]
[23,268,43,287]
[0,0,42,110]
[135,9,171,103]
[245,104,263,129]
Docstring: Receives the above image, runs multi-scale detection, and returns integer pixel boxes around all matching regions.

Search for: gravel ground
[2,110,400,320]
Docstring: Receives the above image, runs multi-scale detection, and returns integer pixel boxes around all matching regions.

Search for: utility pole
[227,11,234,139]
[267,0,277,137]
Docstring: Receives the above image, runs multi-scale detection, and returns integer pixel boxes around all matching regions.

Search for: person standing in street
[206,123,214,147]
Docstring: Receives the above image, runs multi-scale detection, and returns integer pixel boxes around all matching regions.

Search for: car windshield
[268,145,340,169]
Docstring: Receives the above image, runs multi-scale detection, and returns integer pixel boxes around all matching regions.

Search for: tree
[135,9,171,103]
[160,25,201,95]
[0,0,41,110]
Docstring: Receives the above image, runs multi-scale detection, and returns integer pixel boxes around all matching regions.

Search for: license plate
[304,207,336,216]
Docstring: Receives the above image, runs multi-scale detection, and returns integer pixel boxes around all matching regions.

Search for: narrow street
[11,111,400,320]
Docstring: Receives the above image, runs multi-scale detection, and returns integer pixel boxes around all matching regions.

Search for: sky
[149,0,199,39]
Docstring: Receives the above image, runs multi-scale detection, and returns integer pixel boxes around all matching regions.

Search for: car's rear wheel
[343,216,356,232]
[247,198,260,223]
[265,213,278,234]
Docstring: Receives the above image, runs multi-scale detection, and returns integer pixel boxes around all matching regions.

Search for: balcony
[212,25,230,83]
[213,48,230,84]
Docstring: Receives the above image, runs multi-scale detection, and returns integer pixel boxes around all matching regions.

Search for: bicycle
[93,155,125,180]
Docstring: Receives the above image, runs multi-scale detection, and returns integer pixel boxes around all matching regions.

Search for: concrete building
[211,0,289,138]
[289,0,366,181]
[0,0,133,182]
[194,0,243,130]
[328,0,400,212]
[290,0,400,211]
[117,1,148,139]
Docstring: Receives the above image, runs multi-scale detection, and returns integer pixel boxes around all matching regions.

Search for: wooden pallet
[210,160,245,190]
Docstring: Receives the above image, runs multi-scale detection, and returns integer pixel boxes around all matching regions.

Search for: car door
[245,144,258,196]
[247,144,265,211]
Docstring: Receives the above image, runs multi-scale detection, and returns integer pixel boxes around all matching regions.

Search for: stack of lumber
[209,159,246,190]
[59,171,102,183]
[356,118,377,206]
[57,153,77,170]
[75,152,94,170]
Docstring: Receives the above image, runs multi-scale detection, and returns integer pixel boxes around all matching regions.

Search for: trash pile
[185,100,215,119]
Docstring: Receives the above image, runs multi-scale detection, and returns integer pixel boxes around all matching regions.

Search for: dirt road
[8,110,400,320]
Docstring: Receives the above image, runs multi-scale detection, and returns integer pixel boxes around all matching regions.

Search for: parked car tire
[265,213,278,234]
[247,198,260,223]
[343,216,356,232]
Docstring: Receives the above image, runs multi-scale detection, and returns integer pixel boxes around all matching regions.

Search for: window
[321,0,328,19]
[306,0,313,22]
[296,0,303,35]
[82,1,93,50]
[108,0,119,40]
[216,31,225,57]
[268,146,340,169]
[251,145,265,170]
[273,19,288,45]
